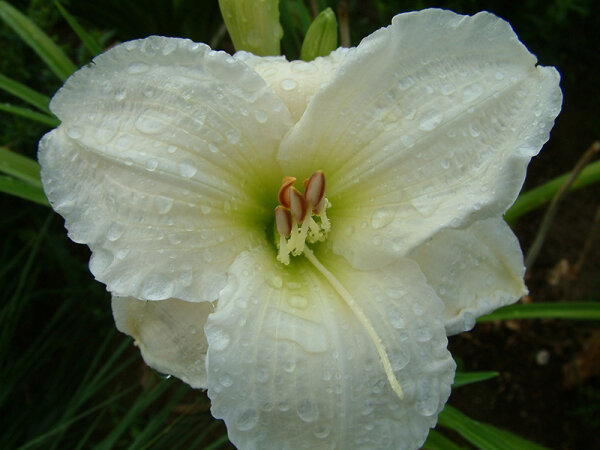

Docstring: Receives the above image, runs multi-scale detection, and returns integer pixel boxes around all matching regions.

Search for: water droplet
[145,159,158,171]
[297,399,318,422]
[226,129,241,145]
[440,83,455,95]
[419,110,444,131]
[388,309,406,329]
[254,110,268,123]
[162,40,177,55]
[265,272,282,289]
[167,145,177,154]
[462,83,483,102]
[235,408,259,431]
[209,327,230,351]
[415,325,433,342]
[154,196,173,214]
[135,109,170,134]
[127,62,149,74]
[219,372,233,387]
[208,143,219,153]
[370,207,395,229]
[114,89,126,101]
[200,204,212,214]
[441,159,451,169]
[291,61,317,73]
[345,226,355,236]
[178,161,197,178]
[256,367,269,383]
[412,302,425,316]
[469,125,480,138]
[107,222,124,241]
[494,71,505,80]
[314,423,331,439]
[287,295,308,310]
[66,126,83,139]
[397,76,414,90]
[278,401,290,412]
[141,274,174,300]
[280,78,298,91]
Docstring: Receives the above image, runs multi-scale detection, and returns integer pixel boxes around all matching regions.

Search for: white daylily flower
[38,9,562,450]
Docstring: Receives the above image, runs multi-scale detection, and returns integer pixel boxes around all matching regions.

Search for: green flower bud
[218,0,283,56]
[300,7,338,61]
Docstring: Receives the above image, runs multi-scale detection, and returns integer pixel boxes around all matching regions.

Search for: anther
[278,176,296,208]
[289,187,308,223]
[275,205,292,238]
[305,170,326,214]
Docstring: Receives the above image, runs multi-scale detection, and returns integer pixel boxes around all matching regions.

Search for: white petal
[409,218,527,335]
[112,295,213,388]
[236,49,350,122]
[39,37,293,301]
[205,247,455,449]
[277,9,562,269]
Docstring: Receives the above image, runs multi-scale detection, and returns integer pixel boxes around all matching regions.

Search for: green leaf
[54,2,103,57]
[506,159,600,223]
[453,371,499,388]
[0,1,77,81]
[438,405,548,450]
[0,175,49,206]
[0,146,42,186]
[423,429,464,450]
[0,74,51,114]
[300,7,338,61]
[0,103,59,127]
[478,302,600,322]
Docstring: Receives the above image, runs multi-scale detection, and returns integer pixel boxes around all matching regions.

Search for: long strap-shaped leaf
[0,146,42,186]
[439,405,548,450]
[0,1,76,81]
[0,103,59,127]
[0,74,51,114]
[54,2,103,57]
[0,176,48,206]
[479,302,600,321]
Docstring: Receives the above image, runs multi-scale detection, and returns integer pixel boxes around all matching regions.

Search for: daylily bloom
[38,9,562,450]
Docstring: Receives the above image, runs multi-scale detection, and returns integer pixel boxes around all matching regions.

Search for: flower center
[274,170,331,265]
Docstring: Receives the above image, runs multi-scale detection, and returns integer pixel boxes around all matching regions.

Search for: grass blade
[478,302,600,322]
[423,429,463,450]
[0,146,42,186]
[453,371,499,388]
[0,175,49,205]
[55,2,103,56]
[0,73,51,113]
[0,102,59,126]
[506,159,600,223]
[438,405,548,450]
[0,1,76,80]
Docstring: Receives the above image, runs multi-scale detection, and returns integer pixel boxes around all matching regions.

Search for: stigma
[275,170,331,265]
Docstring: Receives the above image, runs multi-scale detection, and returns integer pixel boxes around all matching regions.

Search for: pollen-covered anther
[275,205,292,238]
[275,170,331,265]
[278,176,296,209]
[305,170,326,214]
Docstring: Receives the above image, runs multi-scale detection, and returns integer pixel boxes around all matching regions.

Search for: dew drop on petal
[462,83,483,102]
[127,62,149,74]
[287,295,308,310]
[254,110,268,123]
[66,126,83,139]
[145,159,158,171]
[135,109,170,134]
[280,78,298,91]
[107,222,124,241]
[297,399,319,423]
[314,423,331,439]
[219,372,233,387]
[114,89,126,101]
[419,110,444,131]
[141,274,174,300]
[154,196,173,214]
[178,161,197,178]
[209,328,231,351]
[235,408,259,431]
[370,207,395,229]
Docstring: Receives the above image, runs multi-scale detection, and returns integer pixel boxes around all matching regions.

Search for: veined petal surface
[112,296,213,388]
[409,218,527,335]
[205,248,455,450]
[39,37,293,301]
[278,9,562,270]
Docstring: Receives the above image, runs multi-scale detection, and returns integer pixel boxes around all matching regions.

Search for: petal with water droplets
[39,36,293,302]
[410,218,527,335]
[278,9,562,270]
[205,247,455,449]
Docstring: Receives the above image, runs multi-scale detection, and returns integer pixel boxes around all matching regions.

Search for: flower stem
[303,247,404,400]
